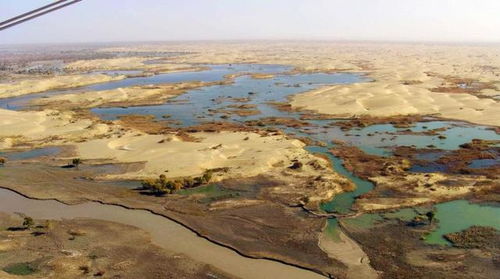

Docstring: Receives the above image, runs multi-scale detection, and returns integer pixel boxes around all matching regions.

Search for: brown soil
[328,115,428,131]
[330,144,499,210]
[210,105,262,117]
[401,80,423,85]
[0,213,234,279]
[246,117,311,128]
[330,145,411,179]
[0,162,348,278]
[265,101,295,112]
[181,121,260,134]
[343,218,499,279]
[392,139,500,178]
[117,114,173,134]
[426,72,498,98]
[444,226,500,250]
[436,140,500,176]
[212,96,251,104]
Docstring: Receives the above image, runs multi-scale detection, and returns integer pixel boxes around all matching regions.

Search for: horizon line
[2,38,500,48]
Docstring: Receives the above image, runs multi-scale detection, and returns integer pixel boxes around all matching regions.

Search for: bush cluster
[141,170,213,195]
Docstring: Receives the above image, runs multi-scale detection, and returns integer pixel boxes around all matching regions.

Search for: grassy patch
[3,262,37,275]
[344,214,383,229]
[177,184,240,203]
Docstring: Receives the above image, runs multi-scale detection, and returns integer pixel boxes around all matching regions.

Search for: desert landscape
[0,41,498,279]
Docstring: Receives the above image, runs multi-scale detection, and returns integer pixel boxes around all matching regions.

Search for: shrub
[173,180,184,191]
[22,217,34,230]
[182,177,196,188]
[141,179,168,195]
[72,158,82,168]
[141,171,214,196]
[202,170,213,183]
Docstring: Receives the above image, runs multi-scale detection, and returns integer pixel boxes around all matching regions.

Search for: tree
[173,180,184,191]
[202,170,213,184]
[142,177,169,196]
[72,158,82,169]
[23,217,34,230]
[426,210,436,223]
[141,172,213,197]
[182,177,195,188]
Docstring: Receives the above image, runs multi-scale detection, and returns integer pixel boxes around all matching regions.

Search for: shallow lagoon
[426,200,500,245]
[0,146,61,161]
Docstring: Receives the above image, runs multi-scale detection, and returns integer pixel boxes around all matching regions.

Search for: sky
[1,0,500,45]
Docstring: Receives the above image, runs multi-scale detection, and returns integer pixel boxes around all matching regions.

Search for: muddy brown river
[0,188,325,279]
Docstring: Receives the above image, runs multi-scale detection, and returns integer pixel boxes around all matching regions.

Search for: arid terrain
[0,41,499,279]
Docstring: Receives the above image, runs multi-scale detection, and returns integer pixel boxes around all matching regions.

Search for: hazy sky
[1,0,500,44]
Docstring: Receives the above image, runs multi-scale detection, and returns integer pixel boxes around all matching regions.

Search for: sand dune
[33,81,214,109]
[0,108,337,186]
[0,74,124,98]
[0,108,109,148]
[291,82,500,126]
[100,42,500,126]
[65,57,197,73]
[75,131,321,180]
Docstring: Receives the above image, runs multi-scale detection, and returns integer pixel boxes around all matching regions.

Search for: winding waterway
[1,63,499,276]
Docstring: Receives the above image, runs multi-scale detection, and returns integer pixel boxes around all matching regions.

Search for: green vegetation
[141,170,214,196]
[22,217,34,230]
[72,158,82,168]
[408,210,436,227]
[444,226,499,249]
[177,184,240,203]
[426,210,436,223]
[344,214,383,229]
[2,262,37,275]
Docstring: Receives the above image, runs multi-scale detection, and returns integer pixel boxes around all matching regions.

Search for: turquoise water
[324,218,342,242]
[305,146,374,214]
[425,200,500,245]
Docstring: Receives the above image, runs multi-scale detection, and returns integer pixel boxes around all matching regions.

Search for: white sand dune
[0,74,124,98]
[33,82,210,109]
[75,131,316,180]
[0,108,108,148]
[65,57,195,72]
[0,108,336,184]
[291,82,500,126]
[101,42,500,126]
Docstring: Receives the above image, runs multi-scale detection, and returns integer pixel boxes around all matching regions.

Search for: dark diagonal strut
[0,0,83,31]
